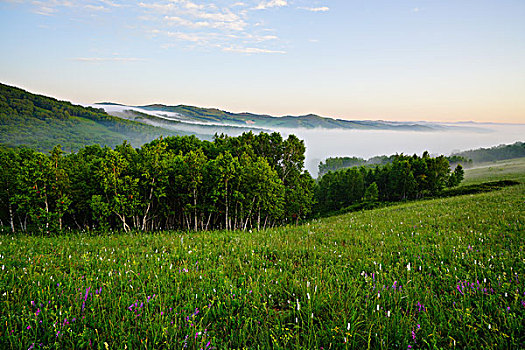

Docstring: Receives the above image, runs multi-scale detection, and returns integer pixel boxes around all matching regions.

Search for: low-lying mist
[280,123,525,177]
[95,104,524,178]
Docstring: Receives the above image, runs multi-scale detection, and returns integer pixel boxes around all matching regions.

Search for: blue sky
[1,0,524,122]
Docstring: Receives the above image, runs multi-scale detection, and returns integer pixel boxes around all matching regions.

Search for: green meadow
[1,158,524,349]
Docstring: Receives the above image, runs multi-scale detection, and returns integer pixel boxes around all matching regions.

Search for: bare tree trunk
[243,197,257,231]
[225,183,229,230]
[44,193,49,234]
[257,207,261,231]
[8,202,14,233]
[185,214,191,231]
[142,181,155,231]
[205,213,212,231]
[115,212,130,232]
[193,188,198,232]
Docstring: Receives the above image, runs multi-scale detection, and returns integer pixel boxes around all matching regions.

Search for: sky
[1,0,524,123]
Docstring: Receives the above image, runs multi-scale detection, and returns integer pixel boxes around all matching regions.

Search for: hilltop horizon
[1,1,524,124]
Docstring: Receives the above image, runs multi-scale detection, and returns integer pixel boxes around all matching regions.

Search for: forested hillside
[318,142,524,175]
[318,155,396,176]
[314,152,464,215]
[0,83,180,152]
[452,141,525,163]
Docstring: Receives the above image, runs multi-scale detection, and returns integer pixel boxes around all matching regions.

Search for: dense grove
[452,141,525,163]
[1,132,466,234]
[319,154,471,176]
[0,133,314,233]
[318,155,396,176]
[314,152,464,215]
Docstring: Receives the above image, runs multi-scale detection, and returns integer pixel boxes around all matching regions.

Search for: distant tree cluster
[319,141,525,176]
[318,155,399,176]
[452,142,525,163]
[446,155,473,168]
[0,133,314,234]
[314,152,464,215]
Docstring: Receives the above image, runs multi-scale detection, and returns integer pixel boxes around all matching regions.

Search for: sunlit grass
[462,157,525,185]
[1,170,524,349]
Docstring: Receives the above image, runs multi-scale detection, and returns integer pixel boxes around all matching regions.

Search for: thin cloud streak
[72,57,146,62]
[222,46,286,54]
[298,6,329,12]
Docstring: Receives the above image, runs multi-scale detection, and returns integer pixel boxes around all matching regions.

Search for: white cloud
[99,0,121,7]
[84,4,108,12]
[223,46,286,54]
[164,14,247,31]
[14,0,289,54]
[299,6,329,12]
[254,0,287,10]
[26,0,125,15]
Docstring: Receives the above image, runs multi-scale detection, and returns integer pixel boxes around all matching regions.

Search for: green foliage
[363,182,379,203]
[447,164,465,187]
[0,180,523,349]
[452,141,525,163]
[318,155,395,176]
[314,152,465,216]
[0,132,315,233]
[0,83,179,152]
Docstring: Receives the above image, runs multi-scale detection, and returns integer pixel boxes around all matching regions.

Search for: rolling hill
[96,102,486,132]
[0,83,190,152]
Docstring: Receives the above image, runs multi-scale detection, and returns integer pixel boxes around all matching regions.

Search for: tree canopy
[0,132,314,233]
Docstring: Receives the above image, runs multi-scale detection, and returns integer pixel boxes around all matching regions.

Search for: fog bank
[280,124,525,177]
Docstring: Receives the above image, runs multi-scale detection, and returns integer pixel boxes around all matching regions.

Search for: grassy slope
[462,157,525,185]
[0,161,523,349]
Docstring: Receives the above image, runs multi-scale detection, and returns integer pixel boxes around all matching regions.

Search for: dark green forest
[319,142,524,175]
[1,132,465,234]
[451,141,525,163]
[0,83,181,152]
[318,155,397,176]
[0,133,314,233]
[314,152,464,215]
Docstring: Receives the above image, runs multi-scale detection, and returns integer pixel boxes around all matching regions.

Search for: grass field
[1,159,524,349]
[462,157,525,185]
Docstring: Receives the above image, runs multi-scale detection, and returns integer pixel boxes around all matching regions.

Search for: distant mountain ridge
[96,102,481,132]
[0,83,187,152]
[0,82,494,156]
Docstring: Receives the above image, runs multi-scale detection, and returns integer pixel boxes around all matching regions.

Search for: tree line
[0,133,314,234]
[314,152,464,215]
[1,132,466,234]
[319,154,471,176]
[451,141,524,163]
